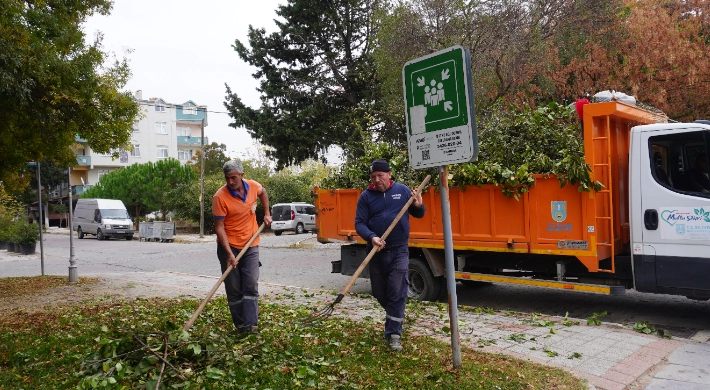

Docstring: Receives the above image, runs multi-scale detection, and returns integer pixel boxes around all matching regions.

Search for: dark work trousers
[217,245,260,331]
[368,245,409,339]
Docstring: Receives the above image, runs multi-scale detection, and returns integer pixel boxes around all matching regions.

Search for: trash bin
[151,221,165,242]
[139,222,153,242]
[160,222,175,243]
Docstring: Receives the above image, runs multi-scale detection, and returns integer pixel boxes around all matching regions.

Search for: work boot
[388,334,402,352]
[235,325,259,340]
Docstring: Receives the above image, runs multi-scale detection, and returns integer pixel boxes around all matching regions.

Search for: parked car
[73,198,134,240]
[271,203,316,235]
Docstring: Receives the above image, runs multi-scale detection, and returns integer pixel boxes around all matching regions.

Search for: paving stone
[576,357,617,376]
[644,378,710,390]
[654,364,710,385]
[666,344,710,369]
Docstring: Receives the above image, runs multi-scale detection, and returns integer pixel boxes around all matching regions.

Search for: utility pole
[199,115,205,238]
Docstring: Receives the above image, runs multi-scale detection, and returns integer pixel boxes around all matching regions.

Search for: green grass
[0,277,587,389]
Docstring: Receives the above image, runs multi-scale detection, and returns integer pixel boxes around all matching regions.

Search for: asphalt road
[3,232,709,338]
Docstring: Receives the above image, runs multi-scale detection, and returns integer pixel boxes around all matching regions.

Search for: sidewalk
[2,232,709,390]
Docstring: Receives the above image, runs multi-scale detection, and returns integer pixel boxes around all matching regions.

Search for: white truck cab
[630,121,710,299]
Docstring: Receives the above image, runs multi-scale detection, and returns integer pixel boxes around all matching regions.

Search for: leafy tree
[374,0,620,120]
[224,0,382,169]
[82,159,196,226]
[0,186,24,242]
[187,142,230,176]
[165,173,224,234]
[265,171,313,205]
[549,0,710,121]
[143,159,198,220]
[0,0,141,190]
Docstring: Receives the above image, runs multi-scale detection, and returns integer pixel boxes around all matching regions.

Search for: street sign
[402,45,478,169]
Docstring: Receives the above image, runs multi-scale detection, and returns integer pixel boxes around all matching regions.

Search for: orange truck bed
[315,102,666,275]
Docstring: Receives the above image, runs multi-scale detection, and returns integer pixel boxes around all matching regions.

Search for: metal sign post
[402,46,479,369]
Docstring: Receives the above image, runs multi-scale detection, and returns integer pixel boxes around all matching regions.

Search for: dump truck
[315,101,710,301]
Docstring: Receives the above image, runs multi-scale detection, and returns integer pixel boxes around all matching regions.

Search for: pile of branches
[323,101,602,198]
[77,320,260,389]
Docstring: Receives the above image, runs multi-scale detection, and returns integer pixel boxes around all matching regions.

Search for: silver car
[271,203,316,235]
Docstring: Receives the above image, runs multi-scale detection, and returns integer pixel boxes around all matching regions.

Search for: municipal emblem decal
[676,223,686,235]
[551,201,567,222]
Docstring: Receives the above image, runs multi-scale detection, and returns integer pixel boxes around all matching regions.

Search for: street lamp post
[36,161,45,275]
[200,115,205,238]
[68,167,77,282]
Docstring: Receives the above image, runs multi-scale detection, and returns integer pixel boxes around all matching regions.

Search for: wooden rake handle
[337,175,431,297]
[183,223,266,331]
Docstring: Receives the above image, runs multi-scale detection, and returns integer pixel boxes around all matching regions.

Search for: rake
[183,223,265,331]
[308,175,431,322]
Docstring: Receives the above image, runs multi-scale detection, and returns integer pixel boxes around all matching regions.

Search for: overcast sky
[83,0,285,160]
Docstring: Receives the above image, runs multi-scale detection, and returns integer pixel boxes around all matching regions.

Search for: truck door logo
[551,201,567,222]
[676,224,686,235]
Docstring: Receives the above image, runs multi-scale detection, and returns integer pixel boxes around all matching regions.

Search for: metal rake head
[301,303,335,326]
[301,294,345,326]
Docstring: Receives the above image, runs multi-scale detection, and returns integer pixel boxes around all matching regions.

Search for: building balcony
[72,185,92,195]
[177,136,208,146]
[76,156,91,166]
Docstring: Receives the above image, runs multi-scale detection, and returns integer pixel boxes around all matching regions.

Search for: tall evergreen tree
[224,0,382,169]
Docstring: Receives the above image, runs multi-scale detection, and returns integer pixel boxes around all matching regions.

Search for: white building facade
[70,90,208,192]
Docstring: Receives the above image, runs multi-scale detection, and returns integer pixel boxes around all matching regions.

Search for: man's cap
[368,159,391,174]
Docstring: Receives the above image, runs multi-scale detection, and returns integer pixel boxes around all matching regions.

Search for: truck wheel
[125,236,132,241]
[97,229,105,240]
[273,231,282,236]
[296,223,305,234]
[408,258,441,302]
[77,228,84,239]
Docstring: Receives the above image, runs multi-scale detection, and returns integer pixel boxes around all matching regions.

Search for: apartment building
[69,90,208,196]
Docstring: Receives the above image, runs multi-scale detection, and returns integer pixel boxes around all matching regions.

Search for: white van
[271,202,316,235]
[73,199,134,240]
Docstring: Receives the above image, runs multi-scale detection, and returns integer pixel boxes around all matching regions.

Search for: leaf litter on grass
[0,276,588,389]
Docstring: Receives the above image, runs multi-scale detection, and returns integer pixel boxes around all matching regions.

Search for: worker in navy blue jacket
[355,159,425,352]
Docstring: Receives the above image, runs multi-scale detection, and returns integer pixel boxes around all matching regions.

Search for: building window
[98,169,110,181]
[156,102,165,112]
[132,122,139,132]
[157,145,169,158]
[183,104,197,115]
[178,149,192,161]
[155,122,167,134]
[130,144,141,157]
[177,126,191,136]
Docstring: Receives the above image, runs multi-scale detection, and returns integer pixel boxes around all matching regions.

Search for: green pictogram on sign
[402,46,477,168]
[403,48,470,135]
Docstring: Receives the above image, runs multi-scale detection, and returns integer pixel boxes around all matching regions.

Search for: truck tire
[273,231,282,236]
[125,236,132,241]
[296,223,305,234]
[97,229,105,240]
[77,228,84,239]
[408,258,441,302]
